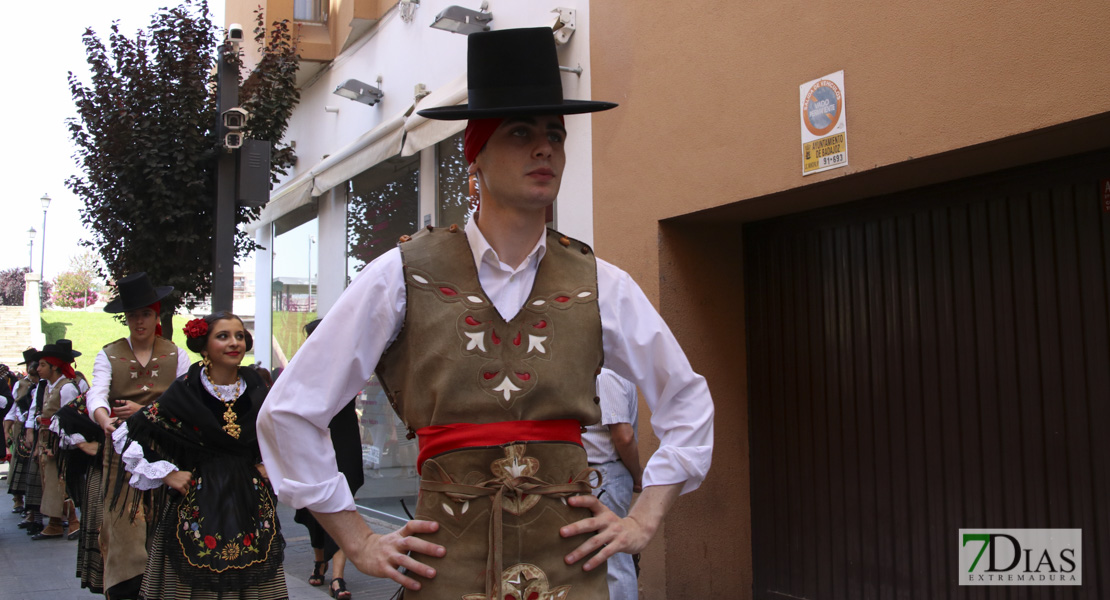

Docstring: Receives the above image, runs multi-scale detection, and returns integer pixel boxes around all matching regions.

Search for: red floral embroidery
[243,533,253,547]
[204,535,217,549]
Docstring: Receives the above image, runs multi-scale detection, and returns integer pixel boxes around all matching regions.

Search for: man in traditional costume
[88,273,189,599]
[258,27,714,600]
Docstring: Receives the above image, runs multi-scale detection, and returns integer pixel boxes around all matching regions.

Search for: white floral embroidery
[464,331,486,352]
[492,377,521,401]
[527,335,547,354]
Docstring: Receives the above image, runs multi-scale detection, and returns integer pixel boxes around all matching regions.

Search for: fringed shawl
[54,388,104,503]
[114,363,284,593]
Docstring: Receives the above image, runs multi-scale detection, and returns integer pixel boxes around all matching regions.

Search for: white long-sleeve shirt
[86,338,190,419]
[27,377,84,429]
[258,219,715,514]
[47,378,91,447]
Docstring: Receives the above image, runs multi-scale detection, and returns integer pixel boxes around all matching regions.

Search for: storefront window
[347,156,420,282]
[345,155,420,522]
[270,205,318,370]
[437,132,473,227]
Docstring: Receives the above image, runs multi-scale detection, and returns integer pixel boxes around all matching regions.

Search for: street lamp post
[27,227,36,271]
[39,194,51,276]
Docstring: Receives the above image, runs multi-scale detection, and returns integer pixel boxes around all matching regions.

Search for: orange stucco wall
[590,1,1110,598]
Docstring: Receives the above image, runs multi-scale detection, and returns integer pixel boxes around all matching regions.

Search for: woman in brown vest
[88,273,189,599]
[115,311,287,600]
[6,348,39,519]
[30,339,86,540]
[8,349,43,532]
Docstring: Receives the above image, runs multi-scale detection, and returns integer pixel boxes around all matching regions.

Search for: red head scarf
[464,118,503,164]
[149,301,163,338]
[42,356,76,381]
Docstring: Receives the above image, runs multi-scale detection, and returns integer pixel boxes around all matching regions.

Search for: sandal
[309,561,327,586]
[330,578,351,600]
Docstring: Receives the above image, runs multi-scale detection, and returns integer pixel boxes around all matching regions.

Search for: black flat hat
[103,272,174,314]
[17,347,37,365]
[417,27,617,121]
[36,339,81,362]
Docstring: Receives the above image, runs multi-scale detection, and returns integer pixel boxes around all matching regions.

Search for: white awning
[312,113,406,196]
[401,73,468,156]
[246,172,314,233]
[246,112,407,231]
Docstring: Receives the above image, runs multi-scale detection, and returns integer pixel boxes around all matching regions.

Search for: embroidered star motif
[492,377,521,402]
[140,384,151,392]
[130,372,138,379]
[527,335,547,354]
[151,369,159,377]
[464,331,486,352]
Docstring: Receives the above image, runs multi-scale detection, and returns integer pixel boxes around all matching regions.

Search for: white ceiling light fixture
[430,2,492,35]
[334,77,384,106]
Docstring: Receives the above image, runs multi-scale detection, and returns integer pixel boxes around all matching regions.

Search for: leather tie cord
[419,460,600,600]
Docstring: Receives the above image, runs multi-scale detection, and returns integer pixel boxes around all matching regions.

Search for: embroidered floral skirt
[139,472,287,600]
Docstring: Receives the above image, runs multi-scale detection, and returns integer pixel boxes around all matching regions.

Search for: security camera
[222,107,249,131]
[224,131,244,150]
[227,23,244,45]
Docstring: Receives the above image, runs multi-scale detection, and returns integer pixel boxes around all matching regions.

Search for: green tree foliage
[52,271,99,309]
[66,0,299,336]
[52,253,102,308]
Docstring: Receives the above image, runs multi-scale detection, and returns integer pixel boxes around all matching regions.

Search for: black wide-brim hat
[104,272,174,314]
[417,27,617,121]
[17,347,37,365]
[36,339,81,362]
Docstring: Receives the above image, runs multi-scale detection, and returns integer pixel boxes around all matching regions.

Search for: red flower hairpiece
[183,318,209,339]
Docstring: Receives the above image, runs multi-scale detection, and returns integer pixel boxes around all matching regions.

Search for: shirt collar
[464,217,548,272]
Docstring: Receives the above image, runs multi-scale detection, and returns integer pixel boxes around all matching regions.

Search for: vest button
[559,236,571,247]
[581,245,590,254]
[449,224,460,233]
[593,396,600,404]
[580,426,588,433]
[399,234,412,243]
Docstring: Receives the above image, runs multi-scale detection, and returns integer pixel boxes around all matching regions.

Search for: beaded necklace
[203,366,242,439]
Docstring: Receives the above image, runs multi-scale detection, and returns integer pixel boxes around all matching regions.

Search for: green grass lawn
[41,310,255,384]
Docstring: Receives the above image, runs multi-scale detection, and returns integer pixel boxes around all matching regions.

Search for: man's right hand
[346,521,445,591]
[310,509,445,592]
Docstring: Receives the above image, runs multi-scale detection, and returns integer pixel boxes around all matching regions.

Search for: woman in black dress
[115,311,287,600]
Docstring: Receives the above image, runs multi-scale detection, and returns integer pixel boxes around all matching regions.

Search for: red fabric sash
[416,419,582,473]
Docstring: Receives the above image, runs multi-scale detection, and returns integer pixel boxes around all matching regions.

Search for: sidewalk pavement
[0,463,405,600]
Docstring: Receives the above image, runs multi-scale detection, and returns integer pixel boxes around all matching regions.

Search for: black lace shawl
[115,363,284,592]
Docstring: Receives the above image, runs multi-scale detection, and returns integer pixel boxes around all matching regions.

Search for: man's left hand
[559,494,653,571]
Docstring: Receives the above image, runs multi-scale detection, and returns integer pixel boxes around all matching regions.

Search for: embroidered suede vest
[103,337,181,407]
[376,227,604,432]
[41,376,74,421]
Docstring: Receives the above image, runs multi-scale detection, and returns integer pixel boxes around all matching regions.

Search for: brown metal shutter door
[745,150,1110,600]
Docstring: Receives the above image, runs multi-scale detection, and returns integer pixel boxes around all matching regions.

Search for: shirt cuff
[275,473,357,513]
[641,445,713,495]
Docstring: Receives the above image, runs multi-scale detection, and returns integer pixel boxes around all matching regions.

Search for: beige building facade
[590,2,1110,599]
